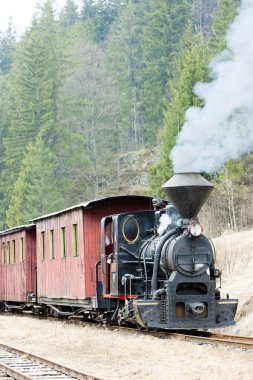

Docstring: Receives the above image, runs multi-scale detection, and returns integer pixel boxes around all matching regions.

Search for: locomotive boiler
[100,173,238,329]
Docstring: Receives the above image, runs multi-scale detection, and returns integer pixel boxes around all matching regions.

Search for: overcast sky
[0,0,80,35]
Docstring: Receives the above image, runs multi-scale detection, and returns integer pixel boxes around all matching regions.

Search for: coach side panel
[0,229,36,302]
[36,209,86,302]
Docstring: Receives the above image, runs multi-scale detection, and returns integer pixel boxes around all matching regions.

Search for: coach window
[2,242,5,265]
[12,240,16,264]
[6,241,10,264]
[20,238,24,262]
[50,230,55,259]
[41,231,45,261]
[72,224,78,257]
[61,227,66,258]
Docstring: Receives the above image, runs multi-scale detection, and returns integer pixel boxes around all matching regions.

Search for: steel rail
[197,331,253,349]
[96,324,253,350]
[0,343,102,380]
[42,317,253,350]
[137,329,253,350]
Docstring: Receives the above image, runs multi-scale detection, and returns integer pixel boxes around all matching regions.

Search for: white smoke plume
[157,210,180,236]
[157,213,171,236]
[171,0,253,173]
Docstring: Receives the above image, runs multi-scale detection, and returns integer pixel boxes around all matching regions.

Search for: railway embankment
[213,229,253,337]
[0,313,252,380]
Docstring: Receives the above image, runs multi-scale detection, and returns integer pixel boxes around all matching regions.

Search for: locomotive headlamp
[188,218,203,237]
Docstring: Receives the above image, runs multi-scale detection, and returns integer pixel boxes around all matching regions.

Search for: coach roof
[0,224,36,236]
[30,195,153,223]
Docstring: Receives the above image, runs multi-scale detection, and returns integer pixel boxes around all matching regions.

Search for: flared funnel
[162,173,213,219]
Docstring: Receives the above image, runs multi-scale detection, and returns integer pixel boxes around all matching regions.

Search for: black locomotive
[100,173,238,329]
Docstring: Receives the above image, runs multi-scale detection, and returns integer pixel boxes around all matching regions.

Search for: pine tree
[59,0,79,28]
[80,0,123,43]
[211,0,240,52]
[141,0,192,142]
[0,20,17,74]
[149,29,211,194]
[191,0,217,37]
[58,38,121,198]
[54,123,92,206]
[108,0,193,146]
[6,130,64,227]
[0,0,66,225]
[107,0,147,150]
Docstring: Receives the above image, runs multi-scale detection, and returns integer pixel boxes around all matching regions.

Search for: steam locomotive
[100,173,238,329]
[0,173,237,330]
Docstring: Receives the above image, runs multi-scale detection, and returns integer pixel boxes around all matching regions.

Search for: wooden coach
[31,195,153,312]
[0,224,36,310]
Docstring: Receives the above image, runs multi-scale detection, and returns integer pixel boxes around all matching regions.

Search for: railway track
[0,342,102,380]
[2,312,253,354]
[147,330,253,350]
[16,313,253,350]
[97,323,253,350]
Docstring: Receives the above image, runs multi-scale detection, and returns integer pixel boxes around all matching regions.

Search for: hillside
[213,230,253,336]
[1,0,244,232]
[101,148,158,197]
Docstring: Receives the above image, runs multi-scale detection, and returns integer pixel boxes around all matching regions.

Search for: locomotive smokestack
[161,173,213,219]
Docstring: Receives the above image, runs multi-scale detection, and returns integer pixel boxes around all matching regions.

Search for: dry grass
[0,315,252,380]
[213,229,253,336]
[214,231,252,277]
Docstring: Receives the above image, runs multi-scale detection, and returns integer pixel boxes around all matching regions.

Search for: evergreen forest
[0,0,250,236]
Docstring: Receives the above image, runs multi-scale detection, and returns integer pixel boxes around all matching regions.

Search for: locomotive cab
[101,210,156,299]
[100,173,238,329]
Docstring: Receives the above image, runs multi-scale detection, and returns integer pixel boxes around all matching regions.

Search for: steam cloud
[171,0,253,173]
[157,213,171,236]
[157,208,180,236]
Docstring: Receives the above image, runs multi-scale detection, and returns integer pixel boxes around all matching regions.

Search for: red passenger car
[31,196,152,315]
[0,225,36,311]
